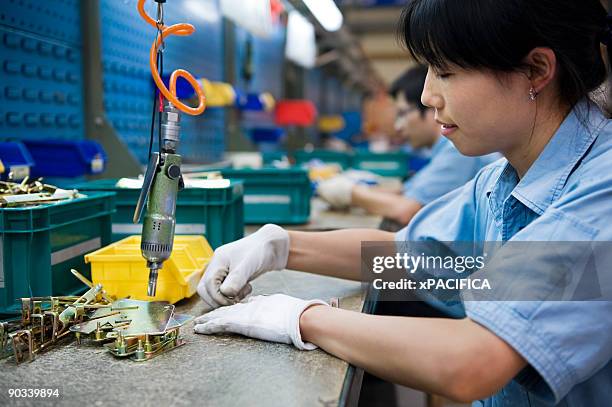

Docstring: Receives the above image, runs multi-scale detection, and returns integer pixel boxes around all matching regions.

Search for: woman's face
[421,65,534,157]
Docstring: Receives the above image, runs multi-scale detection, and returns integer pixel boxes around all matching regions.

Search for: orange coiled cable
[137,0,206,116]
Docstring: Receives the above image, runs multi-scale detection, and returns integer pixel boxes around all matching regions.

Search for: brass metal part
[0,323,6,349]
[59,284,105,325]
[70,311,122,335]
[105,326,186,362]
[2,273,192,363]
[70,269,94,288]
[117,331,126,355]
[166,313,194,329]
[21,298,31,326]
[32,301,42,315]
[0,322,12,358]
[135,339,145,360]
[43,311,59,343]
[1,273,113,362]
[31,313,44,344]
[69,269,113,303]
[145,334,152,352]
[50,297,60,312]
[109,300,174,336]
[0,179,78,208]
[10,330,34,364]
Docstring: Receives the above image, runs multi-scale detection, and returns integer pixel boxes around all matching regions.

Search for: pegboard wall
[325,76,344,115]
[100,0,226,164]
[0,0,84,141]
[234,23,286,131]
[304,67,322,142]
[0,0,361,158]
[304,68,322,109]
[233,24,285,98]
[346,88,363,111]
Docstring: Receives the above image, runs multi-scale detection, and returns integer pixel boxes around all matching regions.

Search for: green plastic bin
[72,179,244,249]
[0,192,115,313]
[351,151,410,177]
[218,168,311,224]
[294,150,353,170]
[262,152,288,166]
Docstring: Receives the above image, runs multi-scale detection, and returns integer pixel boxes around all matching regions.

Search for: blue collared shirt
[396,101,612,406]
[402,137,499,205]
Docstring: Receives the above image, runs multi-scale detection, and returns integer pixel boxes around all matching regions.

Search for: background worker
[317,65,499,227]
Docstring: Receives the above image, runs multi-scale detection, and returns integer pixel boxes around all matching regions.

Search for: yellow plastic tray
[85,235,213,304]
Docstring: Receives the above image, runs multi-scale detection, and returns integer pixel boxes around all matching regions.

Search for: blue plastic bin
[235,92,266,111]
[249,128,286,153]
[0,142,34,181]
[249,128,285,143]
[23,139,107,178]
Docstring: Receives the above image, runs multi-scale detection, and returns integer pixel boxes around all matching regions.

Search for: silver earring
[529,87,537,101]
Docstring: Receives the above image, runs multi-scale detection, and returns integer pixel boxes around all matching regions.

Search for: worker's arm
[369,184,403,195]
[300,306,527,403]
[352,185,423,225]
[198,226,394,309]
[195,292,527,401]
[287,229,394,280]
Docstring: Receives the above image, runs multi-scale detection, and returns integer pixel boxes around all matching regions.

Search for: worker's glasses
[396,106,419,120]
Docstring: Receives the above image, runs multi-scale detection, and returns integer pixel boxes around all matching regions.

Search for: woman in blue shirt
[195,0,611,404]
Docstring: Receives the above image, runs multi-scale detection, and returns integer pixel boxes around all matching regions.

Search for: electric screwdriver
[133,101,183,297]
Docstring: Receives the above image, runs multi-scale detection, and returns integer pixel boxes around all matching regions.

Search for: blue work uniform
[396,100,612,406]
[403,136,499,205]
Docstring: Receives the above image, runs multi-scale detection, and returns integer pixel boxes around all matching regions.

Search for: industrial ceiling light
[286,11,317,68]
[302,0,343,32]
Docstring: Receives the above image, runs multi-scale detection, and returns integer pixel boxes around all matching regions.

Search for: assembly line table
[246,198,383,234]
[0,272,367,407]
[0,200,381,407]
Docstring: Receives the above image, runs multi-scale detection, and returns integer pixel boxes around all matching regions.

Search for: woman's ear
[524,47,557,95]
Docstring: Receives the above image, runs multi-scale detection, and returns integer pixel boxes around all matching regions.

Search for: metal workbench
[0,272,366,407]
[246,198,383,234]
[0,202,382,407]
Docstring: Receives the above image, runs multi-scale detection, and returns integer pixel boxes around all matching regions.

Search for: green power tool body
[133,101,183,297]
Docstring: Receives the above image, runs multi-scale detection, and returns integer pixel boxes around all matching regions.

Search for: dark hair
[398,0,608,108]
[389,65,429,113]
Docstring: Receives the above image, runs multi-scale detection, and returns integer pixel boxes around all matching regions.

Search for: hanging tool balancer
[134,0,207,297]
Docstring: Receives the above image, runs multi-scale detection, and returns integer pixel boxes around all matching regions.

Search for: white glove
[193,294,328,350]
[197,224,290,312]
[316,175,356,209]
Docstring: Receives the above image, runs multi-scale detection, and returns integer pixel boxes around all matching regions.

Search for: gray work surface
[0,271,364,407]
[303,199,382,231]
[246,198,383,233]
